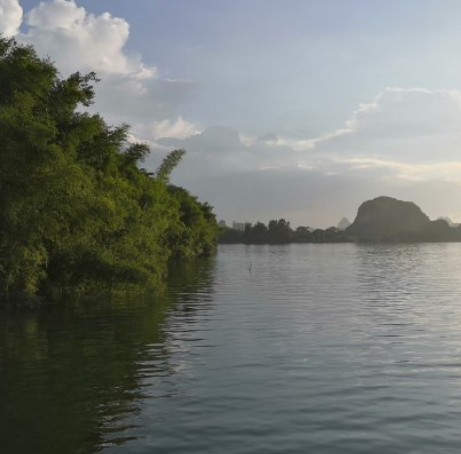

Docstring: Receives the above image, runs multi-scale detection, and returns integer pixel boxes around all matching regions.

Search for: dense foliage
[0,38,217,303]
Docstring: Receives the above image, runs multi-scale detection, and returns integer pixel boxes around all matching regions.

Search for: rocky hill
[346,196,431,241]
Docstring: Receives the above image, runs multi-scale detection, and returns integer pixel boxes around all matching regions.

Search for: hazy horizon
[3,0,461,227]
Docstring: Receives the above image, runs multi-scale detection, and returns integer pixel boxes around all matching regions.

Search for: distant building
[218,220,227,227]
[337,217,351,230]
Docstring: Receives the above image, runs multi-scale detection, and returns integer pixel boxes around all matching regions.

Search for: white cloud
[148,87,461,186]
[90,73,194,127]
[343,158,461,182]
[0,0,23,36]
[150,125,300,178]
[304,87,461,163]
[151,117,200,140]
[17,0,194,131]
[287,88,461,158]
[22,0,139,74]
[144,86,461,189]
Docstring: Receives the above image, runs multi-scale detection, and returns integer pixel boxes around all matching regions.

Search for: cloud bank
[150,87,461,226]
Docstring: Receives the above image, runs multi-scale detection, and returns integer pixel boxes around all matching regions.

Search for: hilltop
[346,196,430,241]
[346,196,461,242]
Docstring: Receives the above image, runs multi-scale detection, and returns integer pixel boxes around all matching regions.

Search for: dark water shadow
[0,256,216,454]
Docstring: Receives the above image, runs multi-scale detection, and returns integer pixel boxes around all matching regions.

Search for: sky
[2,0,461,227]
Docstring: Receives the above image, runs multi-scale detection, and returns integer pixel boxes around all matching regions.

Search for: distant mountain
[337,217,351,230]
[346,196,431,241]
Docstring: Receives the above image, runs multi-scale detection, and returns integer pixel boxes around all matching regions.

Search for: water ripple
[3,244,461,453]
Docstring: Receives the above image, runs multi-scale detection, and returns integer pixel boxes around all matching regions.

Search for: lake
[2,243,461,453]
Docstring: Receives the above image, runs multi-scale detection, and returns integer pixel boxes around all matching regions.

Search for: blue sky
[22,0,461,135]
[3,0,461,226]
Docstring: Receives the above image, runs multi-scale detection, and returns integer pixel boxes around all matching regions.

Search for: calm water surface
[2,244,461,453]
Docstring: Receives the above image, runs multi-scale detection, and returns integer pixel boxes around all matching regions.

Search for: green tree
[166,186,218,257]
[243,222,268,244]
[0,38,217,304]
[155,149,185,183]
[293,226,312,243]
[267,219,292,243]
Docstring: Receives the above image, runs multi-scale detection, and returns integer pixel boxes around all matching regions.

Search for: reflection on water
[0,258,216,454]
[3,245,461,453]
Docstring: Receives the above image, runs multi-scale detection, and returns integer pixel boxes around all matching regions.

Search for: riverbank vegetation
[219,197,461,245]
[218,220,350,244]
[0,38,217,305]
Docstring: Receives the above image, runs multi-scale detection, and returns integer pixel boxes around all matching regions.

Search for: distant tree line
[219,217,461,245]
[0,38,217,304]
[374,219,461,243]
[218,219,351,244]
